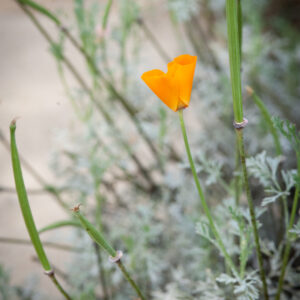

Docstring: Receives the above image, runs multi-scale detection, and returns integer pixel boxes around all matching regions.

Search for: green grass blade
[39,220,81,234]
[247,86,282,155]
[18,0,60,25]
[73,208,116,257]
[10,120,51,271]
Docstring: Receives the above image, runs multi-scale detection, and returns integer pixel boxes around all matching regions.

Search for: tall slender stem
[275,152,300,300]
[178,110,238,276]
[226,1,269,298]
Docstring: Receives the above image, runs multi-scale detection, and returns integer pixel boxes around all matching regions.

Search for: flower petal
[141,69,179,111]
[167,54,197,110]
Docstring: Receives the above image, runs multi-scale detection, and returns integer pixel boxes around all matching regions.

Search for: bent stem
[275,152,300,300]
[178,110,237,276]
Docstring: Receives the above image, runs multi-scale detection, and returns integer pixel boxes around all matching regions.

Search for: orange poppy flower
[141,54,197,112]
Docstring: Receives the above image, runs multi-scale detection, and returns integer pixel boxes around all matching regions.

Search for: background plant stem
[236,129,269,299]
[116,261,146,300]
[247,87,282,156]
[275,152,300,300]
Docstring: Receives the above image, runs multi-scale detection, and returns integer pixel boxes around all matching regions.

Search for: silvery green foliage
[195,152,224,186]
[273,117,300,154]
[167,0,200,21]
[153,269,225,299]
[195,220,219,250]
[0,265,18,300]
[216,271,260,300]
[246,151,296,206]
[290,220,300,239]
[153,283,192,300]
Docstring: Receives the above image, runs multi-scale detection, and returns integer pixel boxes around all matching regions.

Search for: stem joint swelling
[72,206,147,300]
[233,118,248,129]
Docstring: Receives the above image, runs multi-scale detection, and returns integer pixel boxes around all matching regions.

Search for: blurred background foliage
[1,0,300,299]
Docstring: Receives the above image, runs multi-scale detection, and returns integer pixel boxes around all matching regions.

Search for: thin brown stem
[116,260,146,300]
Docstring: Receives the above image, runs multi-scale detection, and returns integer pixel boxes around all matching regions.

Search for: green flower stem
[247,87,282,156]
[275,152,300,300]
[73,210,146,300]
[236,129,269,300]
[10,120,72,300]
[178,110,237,276]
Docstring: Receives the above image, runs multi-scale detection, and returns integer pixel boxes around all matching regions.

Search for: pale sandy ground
[0,0,177,298]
